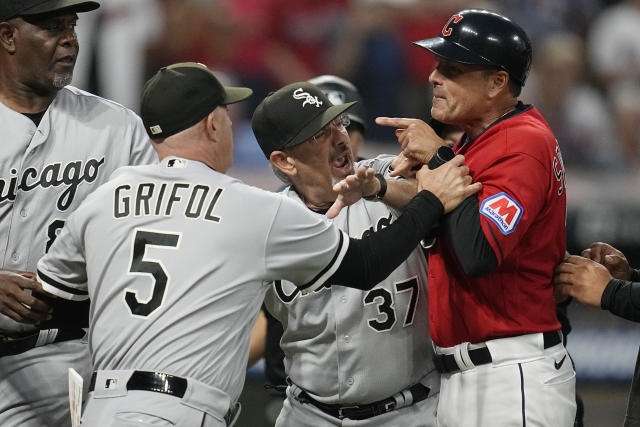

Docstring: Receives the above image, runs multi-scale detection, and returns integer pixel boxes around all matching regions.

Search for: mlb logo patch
[480,192,523,235]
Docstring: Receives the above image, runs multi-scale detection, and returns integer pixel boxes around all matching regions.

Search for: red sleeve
[476,152,549,263]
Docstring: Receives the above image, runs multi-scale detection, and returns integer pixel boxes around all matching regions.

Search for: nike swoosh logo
[554,355,567,370]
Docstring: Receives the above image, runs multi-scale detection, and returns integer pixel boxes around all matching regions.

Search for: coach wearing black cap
[140,62,252,171]
[377,9,576,427]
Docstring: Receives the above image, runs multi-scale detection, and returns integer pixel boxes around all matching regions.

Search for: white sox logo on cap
[292,88,323,108]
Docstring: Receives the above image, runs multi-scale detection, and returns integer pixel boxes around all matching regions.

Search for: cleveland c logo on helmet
[442,14,463,36]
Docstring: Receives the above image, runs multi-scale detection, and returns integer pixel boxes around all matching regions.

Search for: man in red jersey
[377,9,575,427]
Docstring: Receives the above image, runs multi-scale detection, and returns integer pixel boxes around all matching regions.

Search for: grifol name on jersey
[114,182,223,222]
[0,158,105,210]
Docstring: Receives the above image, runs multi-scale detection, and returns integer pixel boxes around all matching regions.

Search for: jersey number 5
[126,230,180,317]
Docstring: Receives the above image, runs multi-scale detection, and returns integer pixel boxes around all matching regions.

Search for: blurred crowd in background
[70,0,640,174]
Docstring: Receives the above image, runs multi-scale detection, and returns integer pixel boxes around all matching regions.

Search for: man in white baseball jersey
[36,62,479,426]
[251,81,453,426]
[0,1,156,425]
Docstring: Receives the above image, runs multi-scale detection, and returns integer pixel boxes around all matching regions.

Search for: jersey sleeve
[476,152,548,262]
[264,196,349,294]
[36,213,89,301]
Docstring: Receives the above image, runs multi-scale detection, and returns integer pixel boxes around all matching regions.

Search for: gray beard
[53,73,73,89]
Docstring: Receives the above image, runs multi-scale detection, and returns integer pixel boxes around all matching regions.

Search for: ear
[203,109,218,141]
[270,150,297,178]
[487,70,509,98]
[0,22,16,54]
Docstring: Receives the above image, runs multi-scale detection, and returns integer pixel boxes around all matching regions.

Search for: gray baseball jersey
[36,156,350,406]
[264,155,438,406]
[0,86,156,427]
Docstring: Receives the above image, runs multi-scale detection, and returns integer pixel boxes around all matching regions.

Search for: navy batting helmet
[308,75,366,133]
[414,9,532,86]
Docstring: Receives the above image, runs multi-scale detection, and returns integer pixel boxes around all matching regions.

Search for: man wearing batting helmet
[379,9,576,426]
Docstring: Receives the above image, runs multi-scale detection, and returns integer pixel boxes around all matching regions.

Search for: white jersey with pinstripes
[264,155,438,405]
[37,156,349,403]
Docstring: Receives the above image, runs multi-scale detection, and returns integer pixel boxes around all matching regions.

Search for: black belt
[0,328,85,357]
[89,370,235,425]
[434,330,562,374]
[296,383,430,420]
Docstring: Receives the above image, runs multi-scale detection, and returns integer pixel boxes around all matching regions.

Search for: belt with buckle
[89,370,235,424]
[0,328,85,357]
[434,330,562,374]
[296,383,430,420]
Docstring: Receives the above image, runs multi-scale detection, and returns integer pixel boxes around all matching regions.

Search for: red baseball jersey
[429,106,566,347]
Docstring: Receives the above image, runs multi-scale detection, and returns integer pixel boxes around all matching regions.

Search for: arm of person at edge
[554,243,640,323]
[327,156,480,289]
[327,165,419,219]
[376,116,498,277]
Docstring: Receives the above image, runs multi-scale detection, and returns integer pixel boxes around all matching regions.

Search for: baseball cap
[141,62,253,140]
[0,0,100,21]
[252,81,356,158]
[308,75,366,133]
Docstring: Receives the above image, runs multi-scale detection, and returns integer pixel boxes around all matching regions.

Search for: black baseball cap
[252,81,356,158]
[141,62,253,140]
[0,0,100,21]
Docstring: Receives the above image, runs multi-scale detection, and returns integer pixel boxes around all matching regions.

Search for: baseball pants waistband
[433,330,563,374]
[89,369,239,424]
[289,381,431,420]
[0,328,85,357]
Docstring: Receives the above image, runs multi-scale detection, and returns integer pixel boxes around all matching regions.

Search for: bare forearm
[380,178,418,212]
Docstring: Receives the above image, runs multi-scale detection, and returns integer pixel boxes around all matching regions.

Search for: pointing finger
[375,117,422,129]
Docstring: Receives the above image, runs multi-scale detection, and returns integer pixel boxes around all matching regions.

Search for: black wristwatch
[428,146,455,169]
[363,173,387,200]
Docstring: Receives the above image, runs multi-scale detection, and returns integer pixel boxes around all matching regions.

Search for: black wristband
[428,146,455,170]
[363,173,387,200]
